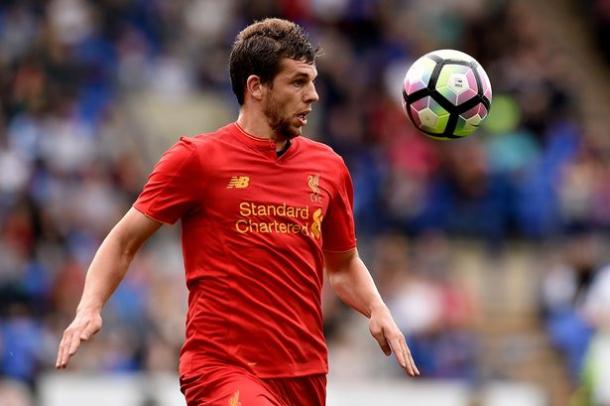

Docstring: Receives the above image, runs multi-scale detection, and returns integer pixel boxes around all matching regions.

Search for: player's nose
[304,83,319,104]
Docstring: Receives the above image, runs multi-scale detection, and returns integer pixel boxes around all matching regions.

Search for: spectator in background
[0,379,34,406]
[0,303,45,387]
[540,232,601,380]
[587,0,610,63]
[415,140,515,242]
[580,261,610,405]
[382,233,478,380]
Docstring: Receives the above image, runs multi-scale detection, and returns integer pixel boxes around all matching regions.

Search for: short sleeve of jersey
[133,137,202,224]
[322,160,357,252]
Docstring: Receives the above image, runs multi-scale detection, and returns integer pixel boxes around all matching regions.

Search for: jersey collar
[232,122,298,160]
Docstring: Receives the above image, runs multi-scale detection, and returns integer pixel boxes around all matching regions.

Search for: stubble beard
[263,96,301,140]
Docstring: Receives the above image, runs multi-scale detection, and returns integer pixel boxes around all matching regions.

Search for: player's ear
[246,75,264,101]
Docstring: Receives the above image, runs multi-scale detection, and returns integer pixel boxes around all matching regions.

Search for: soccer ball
[402,49,492,140]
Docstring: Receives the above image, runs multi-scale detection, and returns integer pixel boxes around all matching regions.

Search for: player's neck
[236,111,288,152]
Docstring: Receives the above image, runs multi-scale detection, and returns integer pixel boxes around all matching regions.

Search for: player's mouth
[295,110,311,126]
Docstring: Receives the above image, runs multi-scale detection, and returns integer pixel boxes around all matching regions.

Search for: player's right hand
[55,309,103,369]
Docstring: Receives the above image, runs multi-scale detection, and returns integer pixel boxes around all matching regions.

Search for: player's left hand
[55,308,103,369]
[369,304,420,377]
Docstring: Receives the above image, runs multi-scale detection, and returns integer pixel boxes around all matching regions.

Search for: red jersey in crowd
[134,123,356,379]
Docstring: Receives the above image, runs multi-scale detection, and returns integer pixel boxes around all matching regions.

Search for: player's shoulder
[182,123,234,149]
[297,136,346,167]
[161,124,234,172]
[169,124,236,164]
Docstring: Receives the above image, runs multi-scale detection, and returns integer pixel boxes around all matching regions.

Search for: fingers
[387,335,406,369]
[56,329,79,369]
[370,309,421,377]
[56,330,79,369]
[68,329,83,356]
[388,334,420,377]
[407,349,420,376]
[371,328,392,356]
[80,321,100,341]
[56,332,67,368]
[55,322,89,369]
[55,339,64,369]
[56,313,102,369]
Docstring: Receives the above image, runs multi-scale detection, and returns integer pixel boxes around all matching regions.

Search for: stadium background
[1,0,609,405]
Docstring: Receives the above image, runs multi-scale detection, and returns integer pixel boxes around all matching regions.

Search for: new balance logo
[227,176,250,189]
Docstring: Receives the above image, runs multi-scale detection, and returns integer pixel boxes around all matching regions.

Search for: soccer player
[56,18,419,405]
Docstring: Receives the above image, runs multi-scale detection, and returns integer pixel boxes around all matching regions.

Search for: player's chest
[204,162,332,217]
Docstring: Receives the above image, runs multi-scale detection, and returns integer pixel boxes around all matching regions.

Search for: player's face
[262,58,319,139]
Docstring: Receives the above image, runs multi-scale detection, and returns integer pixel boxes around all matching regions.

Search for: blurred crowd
[0,0,609,404]
[586,0,610,63]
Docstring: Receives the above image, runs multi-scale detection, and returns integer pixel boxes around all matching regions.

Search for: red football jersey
[134,123,356,379]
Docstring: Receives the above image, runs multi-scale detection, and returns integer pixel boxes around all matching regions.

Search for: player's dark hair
[229,18,318,105]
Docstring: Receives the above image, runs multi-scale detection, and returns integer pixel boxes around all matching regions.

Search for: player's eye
[293,79,306,87]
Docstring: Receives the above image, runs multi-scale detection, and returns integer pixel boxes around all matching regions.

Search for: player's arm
[324,248,420,377]
[55,208,162,369]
